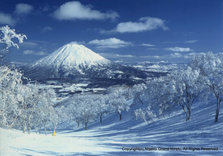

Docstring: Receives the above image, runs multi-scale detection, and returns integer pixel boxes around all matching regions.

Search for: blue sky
[0,0,222,63]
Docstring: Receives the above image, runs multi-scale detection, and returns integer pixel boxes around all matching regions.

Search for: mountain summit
[32,43,110,72]
[24,42,148,88]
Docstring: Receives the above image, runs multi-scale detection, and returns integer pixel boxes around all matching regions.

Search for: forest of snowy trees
[134,53,223,123]
[0,25,222,134]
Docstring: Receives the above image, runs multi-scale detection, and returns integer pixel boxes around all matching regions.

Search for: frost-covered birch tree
[108,86,133,120]
[134,78,173,122]
[168,67,201,121]
[64,94,98,130]
[190,52,223,122]
[92,95,109,124]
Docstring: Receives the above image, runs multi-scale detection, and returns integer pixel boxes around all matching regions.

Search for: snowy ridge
[32,43,110,70]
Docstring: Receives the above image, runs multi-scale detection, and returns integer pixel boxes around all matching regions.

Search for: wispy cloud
[0,12,16,25]
[100,53,135,59]
[42,26,53,32]
[21,41,39,48]
[170,52,183,58]
[89,38,131,49]
[15,3,33,15]
[102,17,168,33]
[147,48,158,50]
[185,40,198,44]
[141,43,155,47]
[53,1,119,21]
[23,50,46,56]
[114,54,135,58]
[165,47,192,52]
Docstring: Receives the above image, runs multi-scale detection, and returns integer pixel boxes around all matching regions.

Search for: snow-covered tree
[94,95,110,124]
[64,98,83,128]
[168,67,201,121]
[13,84,58,133]
[0,25,27,128]
[135,78,173,122]
[0,65,58,133]
[135,66,201,122]
[134,108,148,122]
[64,94,98,130]
[0,25,27,59]
[190,52,223,122]
[108,86,133,120]
[79,95,98,130]
[0,66,23,128]
[32,88,58,134]
[132,84,147,105]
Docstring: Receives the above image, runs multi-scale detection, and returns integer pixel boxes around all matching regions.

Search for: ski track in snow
[0,102,222,156]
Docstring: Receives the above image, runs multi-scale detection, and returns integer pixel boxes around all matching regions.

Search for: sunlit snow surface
[0,102,222,156]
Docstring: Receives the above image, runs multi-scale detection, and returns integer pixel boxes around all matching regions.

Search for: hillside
[1,100,222,155]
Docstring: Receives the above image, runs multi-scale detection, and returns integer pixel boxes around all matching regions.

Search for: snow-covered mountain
[32,42,111,74]
[23,43,163,89]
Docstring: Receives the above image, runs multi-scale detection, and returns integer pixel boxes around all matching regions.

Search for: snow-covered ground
[0,101,222,156]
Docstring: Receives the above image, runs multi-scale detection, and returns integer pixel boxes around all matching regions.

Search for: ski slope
[0,101,222,156]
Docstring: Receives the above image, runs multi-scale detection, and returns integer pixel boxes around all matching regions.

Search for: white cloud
[23,50,34,55]
[42,26,53,32]
[185,40,198,44]
[103,17,168,33]
[21,41,38,48]
[23,50,46,56]
[36,51,46,56]
[53,1,118,20]
[153,56,161,59]
[170,52,183,58]
[147,48,158,50]
[0,12,16,25]
[165,47,192,52]
[141,43,155,47]
[139,55,161,59]
[15,3,33,15]
[89,38,131,49]
[99,53,135,59]
[115,54,134,58]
